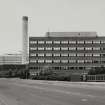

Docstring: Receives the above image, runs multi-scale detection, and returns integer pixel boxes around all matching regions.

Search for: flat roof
[46,32,97,37]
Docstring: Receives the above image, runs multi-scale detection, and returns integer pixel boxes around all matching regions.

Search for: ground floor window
[29,66,91,71]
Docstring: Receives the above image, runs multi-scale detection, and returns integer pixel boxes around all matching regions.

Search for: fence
[87,75,105,82]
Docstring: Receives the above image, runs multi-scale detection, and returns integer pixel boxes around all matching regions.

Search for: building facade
[0,54,22,65]
[29,32,105,76]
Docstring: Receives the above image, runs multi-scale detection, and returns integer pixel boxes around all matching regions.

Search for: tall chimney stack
[22,16,28,64]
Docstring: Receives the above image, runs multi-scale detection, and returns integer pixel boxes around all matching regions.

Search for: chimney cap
[23,16,28,21]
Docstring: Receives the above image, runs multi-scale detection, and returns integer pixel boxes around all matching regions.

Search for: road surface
[0,78,105,105]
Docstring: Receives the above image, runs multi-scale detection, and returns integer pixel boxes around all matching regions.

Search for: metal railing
[87,75,105,81]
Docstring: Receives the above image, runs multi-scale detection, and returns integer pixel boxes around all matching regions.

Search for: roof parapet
[46,32,97,37]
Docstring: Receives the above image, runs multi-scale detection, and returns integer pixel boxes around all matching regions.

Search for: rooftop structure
[46,32,97,37]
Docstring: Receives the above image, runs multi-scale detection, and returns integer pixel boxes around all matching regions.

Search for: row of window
[30,66,103,70]
[30,60,104,63]
[30,66,92,70]
[30,40,105,44]
[30,53,104,57]
[30,47,103,51]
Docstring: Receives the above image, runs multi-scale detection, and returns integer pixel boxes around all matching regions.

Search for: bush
[88,67,105,75]
[31,71,71,81]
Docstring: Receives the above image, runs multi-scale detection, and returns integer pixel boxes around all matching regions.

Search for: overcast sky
[0,0,105,54]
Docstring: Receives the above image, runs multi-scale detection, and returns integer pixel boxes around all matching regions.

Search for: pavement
[0,78,105,105]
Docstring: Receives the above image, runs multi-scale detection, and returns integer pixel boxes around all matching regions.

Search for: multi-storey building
[29,32,105,76]
[0,54,22,65]
[0,53,26,77]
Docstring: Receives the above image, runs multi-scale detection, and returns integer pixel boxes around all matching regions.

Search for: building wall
[29,33,105,76]
[0,54,22,65]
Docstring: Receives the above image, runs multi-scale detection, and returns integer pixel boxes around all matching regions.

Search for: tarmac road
[0,78,105,105]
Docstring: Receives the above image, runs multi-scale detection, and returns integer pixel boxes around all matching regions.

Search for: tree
[88,66,105,75]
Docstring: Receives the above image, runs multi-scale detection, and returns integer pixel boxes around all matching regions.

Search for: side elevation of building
[29,32,105,76]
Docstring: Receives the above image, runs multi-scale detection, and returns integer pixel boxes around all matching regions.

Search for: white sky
[0,0,105,54]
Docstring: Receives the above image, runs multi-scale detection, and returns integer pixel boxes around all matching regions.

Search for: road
[0,78,105,105]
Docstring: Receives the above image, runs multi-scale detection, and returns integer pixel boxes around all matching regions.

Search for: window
[30,60,37,63]
[38,47,44,50]
[53,47,60,50]
[45,60,52,63]
[53,53,60,57]
[93,54,100,57]
[61,41,68,44]
[69,41,76,44]
[30,47,37,50]
[101,48,105,50]
[61,53,68,57]
[77,47,84,50]
[61,47,68,50]
[45,47,52,50]
[101,41,105,44]
[46,41,52,44]
[46,53,52,56]
[30,53,36,56]
[69,53,76,56]
[85,41,92,44]
[77,60,84,63]
[69,47,76,50]
[38,53,44,57]
[69,60,76,63]
[93,60,99,63]
[79,67,84,70]
[53,66,60,70]
[77,41,84,44]
[85,67,92,70]
[53,60,60,63]
[61,60,68,63]
[85,60,92,63]
[30,41,37,44]
[69,67,75,70]
[38,41,45,44]
[85,47,92,50]
[77,54,84,56]
[101,54,105,57]
[38,60,44,63]
[85,53,92,56]
[93,41,100,44]
[102,61,105,63]
[93,47,100,50]
[53,41,60,44]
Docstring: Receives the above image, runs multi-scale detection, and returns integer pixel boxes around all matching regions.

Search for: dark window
[102,48,105,50]
[54,67,59,70]
[101,54,105,57]
[102,61,105,63]
[70,67,74,70]
[93,61,99,63]
[79,67,84,70]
